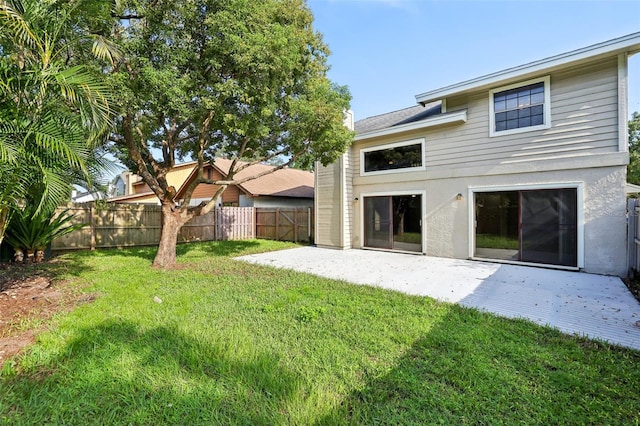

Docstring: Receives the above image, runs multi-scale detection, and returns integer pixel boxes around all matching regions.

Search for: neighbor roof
[415,31,640,105]
[211,158,314,198]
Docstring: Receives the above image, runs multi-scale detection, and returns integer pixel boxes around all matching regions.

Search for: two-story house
[316,32,640,276]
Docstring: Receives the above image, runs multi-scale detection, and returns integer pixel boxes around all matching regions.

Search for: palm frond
[0,1,43,55]
[91,34,122,65]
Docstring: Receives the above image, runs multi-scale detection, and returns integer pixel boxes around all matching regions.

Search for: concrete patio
[237,246,640,351]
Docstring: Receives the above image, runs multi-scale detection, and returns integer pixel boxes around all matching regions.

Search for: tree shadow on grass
[175,239,262,258]
[2,320,301,424]
[15,250,96,282]
[317,306,640,425]
[80,240,265,264]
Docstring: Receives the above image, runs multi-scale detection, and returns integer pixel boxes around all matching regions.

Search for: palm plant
[0,0,117,245]
[5,206,86,262]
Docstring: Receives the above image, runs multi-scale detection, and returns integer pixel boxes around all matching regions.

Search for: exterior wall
[439,59,619,169]
[133,182,151,194]
[354,59,621,178]
[350,165,627,276]
[250,196,314,208]
[315,160,345,248]
[190,180,241,205]
[319,57,630,275]
[131,165,195,195]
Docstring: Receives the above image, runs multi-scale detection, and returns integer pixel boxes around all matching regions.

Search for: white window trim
[489,76,551,138]
[360,190,427,254]
[467,182,584,270]
[360,138,426,177]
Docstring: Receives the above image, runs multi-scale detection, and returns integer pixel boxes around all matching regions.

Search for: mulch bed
[0,262,91,368]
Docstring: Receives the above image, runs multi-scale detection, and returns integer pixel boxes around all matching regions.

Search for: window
[489,76,550,137]
[360,139,425,176]
[473,187,579,268]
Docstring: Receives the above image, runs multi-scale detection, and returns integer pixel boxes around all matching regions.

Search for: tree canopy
[107,0,353,267]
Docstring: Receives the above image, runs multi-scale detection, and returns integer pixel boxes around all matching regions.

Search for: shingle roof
[212,158,314,198]
[354,101,442,134]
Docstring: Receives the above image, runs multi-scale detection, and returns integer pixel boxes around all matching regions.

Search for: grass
[393,232,422,244]
[476,233,520,250]
[1,239,639,424]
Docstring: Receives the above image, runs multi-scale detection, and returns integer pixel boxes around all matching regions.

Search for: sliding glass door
[475,188,577,267]
[364,195,422,252]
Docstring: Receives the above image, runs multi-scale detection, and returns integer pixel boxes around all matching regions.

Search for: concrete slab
[236,247,640,351]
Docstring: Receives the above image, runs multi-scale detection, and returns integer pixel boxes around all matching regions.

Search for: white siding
[342,58,628,275]
[343,151,354,248]
[315,161,343,247]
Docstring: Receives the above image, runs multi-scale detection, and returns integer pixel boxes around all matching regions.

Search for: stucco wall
[351,165,627,276]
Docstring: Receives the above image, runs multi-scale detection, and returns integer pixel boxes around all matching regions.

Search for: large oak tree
[109,0,353,268]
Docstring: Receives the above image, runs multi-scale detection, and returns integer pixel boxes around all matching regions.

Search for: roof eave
[415,32,640,105]
[355,109,467,141]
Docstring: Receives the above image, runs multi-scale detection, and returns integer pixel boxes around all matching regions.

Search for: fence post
[89,203,96,251]
[629,198,638,276]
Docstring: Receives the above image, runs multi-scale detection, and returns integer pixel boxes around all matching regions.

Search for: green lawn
[1,240,639,425]
[476,233,520,250]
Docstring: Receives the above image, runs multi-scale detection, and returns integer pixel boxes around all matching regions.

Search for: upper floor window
[361,139,426,176]
[489,76,551,137]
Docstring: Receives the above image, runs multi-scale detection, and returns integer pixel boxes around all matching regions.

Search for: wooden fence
[255,207,314,243]
[629,198,640,274]
[51,203,312,252]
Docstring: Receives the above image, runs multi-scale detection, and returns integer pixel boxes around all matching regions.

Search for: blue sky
[306,0,640,121]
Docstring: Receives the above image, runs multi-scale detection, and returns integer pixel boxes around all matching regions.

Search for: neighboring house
[316,32,640,277]
[71,188,106,203]
[109,159,314,208]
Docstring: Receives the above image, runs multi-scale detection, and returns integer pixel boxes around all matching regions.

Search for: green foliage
[106,0,353,266]
[5,206,86,256]
[0,240,638,424]
[627,111,640,185]
[0,0,116,244]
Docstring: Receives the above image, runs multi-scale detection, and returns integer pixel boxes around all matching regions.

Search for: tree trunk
[0,206,10,247]
[153,202,186,268]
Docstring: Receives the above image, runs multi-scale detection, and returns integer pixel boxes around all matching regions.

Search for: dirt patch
[623,273,640,305]
[0,262,92,368]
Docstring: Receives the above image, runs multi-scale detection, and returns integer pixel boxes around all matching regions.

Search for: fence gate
[255,207,313,243]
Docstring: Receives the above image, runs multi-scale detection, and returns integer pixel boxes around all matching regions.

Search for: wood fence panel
[255,209,277,240]
[179,211,216,243]
[51,205,93,250]
[216,207,255,240]
[52,203,308,253]
[94,204,162,248]
[255,207,313,243]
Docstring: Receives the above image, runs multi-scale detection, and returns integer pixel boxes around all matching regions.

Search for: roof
[112,159,314,203]
[109,192,157,203]
[212,158,314,198]
[354,102,442,134]
[415,32,640,105]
